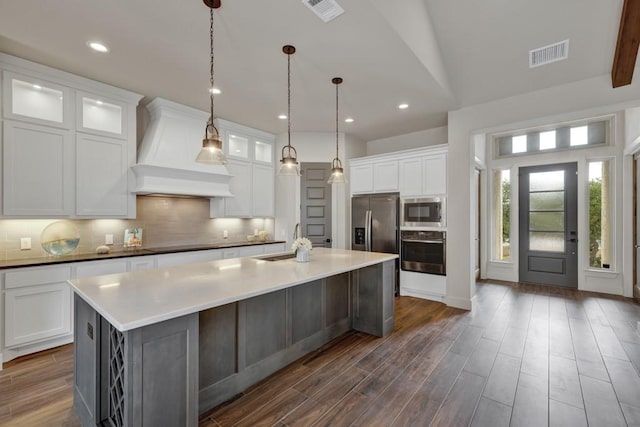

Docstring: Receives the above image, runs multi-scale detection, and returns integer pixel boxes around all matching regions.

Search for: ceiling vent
[529,40,569,68]
[303,0,344,23]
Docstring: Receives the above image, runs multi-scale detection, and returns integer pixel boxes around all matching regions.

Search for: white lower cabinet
[3,265,72,350]
[156,250,222,268]
[128,256,157,271]
[74,258,128,278]
[400,270,446,302]
[5,283,71,348]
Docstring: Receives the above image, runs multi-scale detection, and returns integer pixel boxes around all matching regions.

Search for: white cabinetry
[3,121,74,216]
[423,154,447,196]
[128,256,157,272]
[3,265,72,349]
[156,250,222,268]
[211,119,275,218]
[76,134,129,216]
[0,53,142,218]
[399,153,447,197]
[349,159,399,195]
[352,145,447,198]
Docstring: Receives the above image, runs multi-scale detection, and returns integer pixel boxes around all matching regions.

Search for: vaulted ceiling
[0,0,627,141]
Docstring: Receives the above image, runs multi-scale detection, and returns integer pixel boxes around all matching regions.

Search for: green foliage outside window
[589,178,602,268]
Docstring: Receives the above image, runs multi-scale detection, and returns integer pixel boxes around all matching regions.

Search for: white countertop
[68,248,397,332]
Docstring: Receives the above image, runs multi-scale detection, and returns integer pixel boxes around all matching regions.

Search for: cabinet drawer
[5,265,71,289]
[5,282,72,347]
[74,259,128,279]
[156,250,222,268]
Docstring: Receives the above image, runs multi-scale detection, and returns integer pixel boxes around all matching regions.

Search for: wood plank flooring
[2,281,640,426]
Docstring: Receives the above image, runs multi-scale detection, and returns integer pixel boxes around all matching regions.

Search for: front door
[301,163,332,248]
[519,162,578,287]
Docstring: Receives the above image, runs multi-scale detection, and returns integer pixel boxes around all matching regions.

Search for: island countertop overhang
[68,248,398,332]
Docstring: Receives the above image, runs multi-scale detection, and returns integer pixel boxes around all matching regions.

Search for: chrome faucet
[293,223,301,241]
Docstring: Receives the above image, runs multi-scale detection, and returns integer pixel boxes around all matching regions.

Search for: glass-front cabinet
[2,71,73,128]
[211,118,275,218]
[77,92,127,139]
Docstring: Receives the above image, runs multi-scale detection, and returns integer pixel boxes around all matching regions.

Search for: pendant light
[196,0,226,164]
[279,45,300,176]
[328,77,346,184]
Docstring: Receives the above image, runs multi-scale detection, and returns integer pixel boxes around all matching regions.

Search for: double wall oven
[400,197,446,276]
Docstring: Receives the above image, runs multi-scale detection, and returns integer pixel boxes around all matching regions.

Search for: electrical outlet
[223,230,228,239]
[105,234,114,245]
[20,237,31,250]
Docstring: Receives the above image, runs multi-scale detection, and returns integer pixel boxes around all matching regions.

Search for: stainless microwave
[400,197,445,227]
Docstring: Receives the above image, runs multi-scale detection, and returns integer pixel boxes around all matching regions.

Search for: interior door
[301,163,332,248]
[519,162,578,287]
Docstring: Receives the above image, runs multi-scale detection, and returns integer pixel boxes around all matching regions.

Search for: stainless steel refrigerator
[352,193,399,292]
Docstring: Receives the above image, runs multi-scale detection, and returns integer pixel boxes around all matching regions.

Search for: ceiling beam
[612,0,640,87]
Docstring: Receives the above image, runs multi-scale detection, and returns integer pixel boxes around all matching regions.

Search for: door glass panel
[530,231,565,252]
[82,97,122,134]
[530,191,564,210]
[228,134,249,158]
[530,212,564,231]
[12,78,63,123]
[529,169,565,252]
[529,231,564,252]
[254,140,272,163]
[530,171,564,192]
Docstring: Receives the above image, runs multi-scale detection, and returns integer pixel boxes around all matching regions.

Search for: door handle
[568,238,578,242]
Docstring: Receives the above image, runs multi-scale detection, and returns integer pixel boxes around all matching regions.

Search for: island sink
[257,252,296,261]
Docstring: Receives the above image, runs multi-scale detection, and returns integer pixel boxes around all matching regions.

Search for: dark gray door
[519,162,578,287]
[301,163,332,248]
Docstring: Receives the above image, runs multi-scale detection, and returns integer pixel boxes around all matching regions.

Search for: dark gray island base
[73,259,395,426]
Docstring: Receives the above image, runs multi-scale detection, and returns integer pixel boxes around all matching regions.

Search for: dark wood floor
[2,281,640,426]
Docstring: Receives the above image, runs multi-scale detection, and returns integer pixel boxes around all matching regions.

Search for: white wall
[366,126,447,155]
[448,72,640,310]
[274,132,366,249]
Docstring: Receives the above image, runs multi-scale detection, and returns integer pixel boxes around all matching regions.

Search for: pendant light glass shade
[278,45,300,176]
[328,77,346,184]
[196,2,226,164]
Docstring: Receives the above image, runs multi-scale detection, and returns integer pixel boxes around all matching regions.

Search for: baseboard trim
[444,295,472,311]
[400,287,445,303]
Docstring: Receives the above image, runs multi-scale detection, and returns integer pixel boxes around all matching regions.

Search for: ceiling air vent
[302,0,344,23]
[529,40,569,68]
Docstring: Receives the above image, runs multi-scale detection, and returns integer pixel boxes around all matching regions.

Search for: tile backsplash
[0,196,275,261]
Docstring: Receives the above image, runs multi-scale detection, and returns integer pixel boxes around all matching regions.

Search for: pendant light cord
[335,81,339,161]
[287,51,291,149]
[209,6,215,125]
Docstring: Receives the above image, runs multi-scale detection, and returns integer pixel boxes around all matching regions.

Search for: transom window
[495,119,609,158]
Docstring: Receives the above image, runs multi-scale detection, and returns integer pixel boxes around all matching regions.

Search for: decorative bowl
[41,221,80,256]
[247,235,256,242]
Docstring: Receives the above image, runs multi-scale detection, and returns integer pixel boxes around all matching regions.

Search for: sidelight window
[492,169,511,261]
[588,160,612,269]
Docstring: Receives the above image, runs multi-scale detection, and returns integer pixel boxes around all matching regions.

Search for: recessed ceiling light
[96,100,104,105]
[278,114,287,120]
[398,103,409,109]
[87,41,109,53]
[209,87,221,95]
[32,84,42,90]
[345,118,354,123]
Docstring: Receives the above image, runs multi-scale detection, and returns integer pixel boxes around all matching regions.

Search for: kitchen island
[69,248,397,426]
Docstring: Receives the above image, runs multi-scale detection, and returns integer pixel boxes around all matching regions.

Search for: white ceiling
[0,0,625,141]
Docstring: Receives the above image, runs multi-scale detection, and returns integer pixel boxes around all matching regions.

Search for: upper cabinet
[76,92,127,139]
[400,152,447,197]
[2,71,73,129]
[0,53,142,218]
[211,119,275,218]
[350,145,447,197]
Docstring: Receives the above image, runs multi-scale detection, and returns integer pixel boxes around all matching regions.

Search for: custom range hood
[132,98,233,198]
